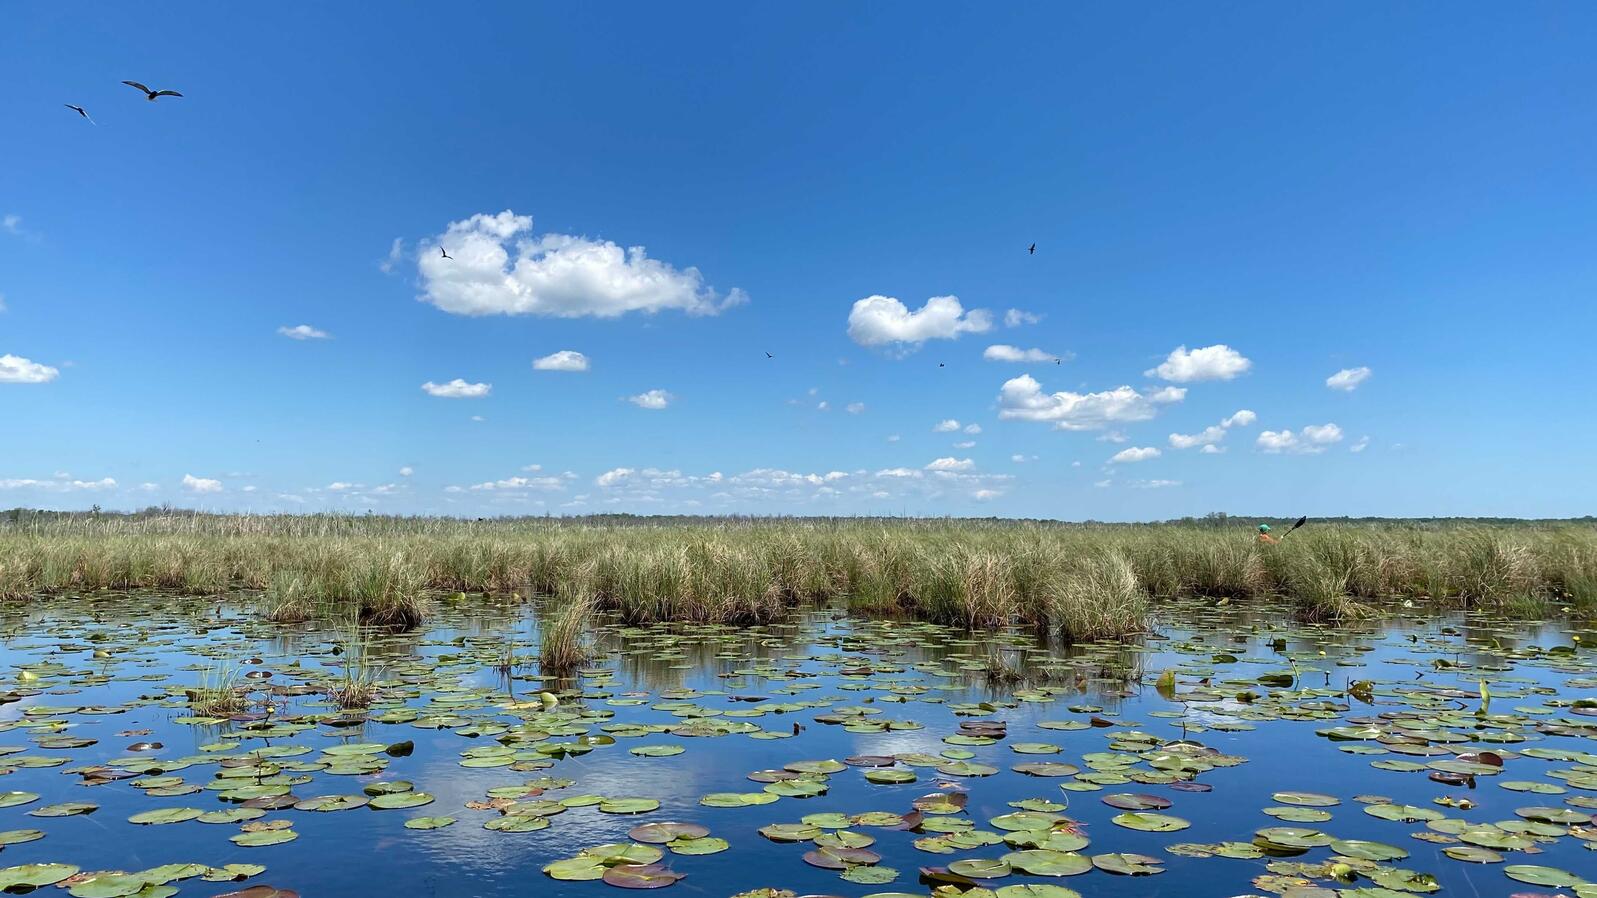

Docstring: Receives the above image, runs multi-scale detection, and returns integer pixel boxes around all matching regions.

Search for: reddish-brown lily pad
[602,864,686,889]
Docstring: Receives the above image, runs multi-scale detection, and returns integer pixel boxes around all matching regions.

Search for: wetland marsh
[0,584,1593,898]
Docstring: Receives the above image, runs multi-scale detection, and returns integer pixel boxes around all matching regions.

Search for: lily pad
[601,864,686,889]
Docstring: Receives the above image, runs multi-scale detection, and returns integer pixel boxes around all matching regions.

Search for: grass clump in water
[539,582,597,675]
[186,666,247,716]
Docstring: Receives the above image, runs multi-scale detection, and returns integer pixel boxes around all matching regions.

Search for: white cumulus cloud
[1326,366,1372,391]
[277,324,330,340]
[845,402,866,415]
[0,354,59,384]
[628,389,672,410]
[983,344,1059,363]
[847,295,991,347]
[422,379,491,398]
[998,376,1183,431]
[533,350,590,372]
[924,457,975,472]
[0,476,116,492]
[467,475,566,491]
[417,210,746,318]
[1170,408,1257,450]
[595,468,635,488]
[1257,423,1344,454]
[182,474,222,493]
[1110,446,1161,463]
[1169,426,1226,450]
[1004,309,1042,327]
[1146,344,1252,382]
[933,419,962,433]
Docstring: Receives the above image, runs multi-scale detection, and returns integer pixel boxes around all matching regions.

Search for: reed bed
[1,513,1593,634]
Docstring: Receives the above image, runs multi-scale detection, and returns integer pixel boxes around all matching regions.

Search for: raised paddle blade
[1290,515,1308,531]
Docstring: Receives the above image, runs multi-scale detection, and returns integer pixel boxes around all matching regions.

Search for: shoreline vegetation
[1,512,1593,639]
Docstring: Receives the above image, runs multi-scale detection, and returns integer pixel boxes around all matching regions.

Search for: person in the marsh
[1256,524,1279,545]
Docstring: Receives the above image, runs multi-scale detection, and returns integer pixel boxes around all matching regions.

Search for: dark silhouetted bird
[938,362,945,368]
[1028,243,1036,254]
[439,247,452,260]
[123,81,183,101]
[64,104,95,123]
[1054,358,1062,364]
[765,352,773,359]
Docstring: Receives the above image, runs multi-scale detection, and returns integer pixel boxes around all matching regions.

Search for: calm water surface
[0,594,1593,897]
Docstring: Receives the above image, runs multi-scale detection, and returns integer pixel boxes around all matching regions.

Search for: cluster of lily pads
[0,593,1592,898]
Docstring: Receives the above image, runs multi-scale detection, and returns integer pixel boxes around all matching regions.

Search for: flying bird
[122,81,183,101]
[439,247,452,260]
[64,104,95,123]
[1027,243,1036,255]
[938,362,945,368]
[765,352,773,359]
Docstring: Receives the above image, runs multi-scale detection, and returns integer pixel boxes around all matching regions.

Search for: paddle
[1277,516,1309,540]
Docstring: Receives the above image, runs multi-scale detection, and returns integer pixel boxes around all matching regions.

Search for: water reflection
[0,593,1591,898]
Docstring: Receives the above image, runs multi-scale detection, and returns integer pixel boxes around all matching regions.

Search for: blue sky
[3,3,1594,519]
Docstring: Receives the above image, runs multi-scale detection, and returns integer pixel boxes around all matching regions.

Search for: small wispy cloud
[422,379,491,398]
[628,389,672,410]
[1326,366,1372,391]
[277,324,331,340]
[533,350,590,372]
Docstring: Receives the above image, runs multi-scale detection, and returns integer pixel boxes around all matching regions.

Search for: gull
[439,247,452,260]
[123,81,183,101]
[64,104,95,123]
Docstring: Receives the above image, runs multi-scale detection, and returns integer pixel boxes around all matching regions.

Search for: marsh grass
[1046,550,1149,639]
[187,665,247,716]
[328,628,380,709]
[538,582,598,674]
[265,570,314,623]
[2,514,1593,637]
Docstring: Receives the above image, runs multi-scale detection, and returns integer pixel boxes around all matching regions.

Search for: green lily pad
[0,862,78,890]
[1331,839,1408,861]
[0,792,38,809]
[404,816,457,829]
[65,872,148,898]
[128,807,203,825]
[27,802,96,817]
[600,798,660,814]
[1000,849,1092,876]
[369,792,434,810]
[1111,812,1189,832]
[947,858,1011,879]
[1504,865,1587,887]
[667,836,728,855]
[231,829,300,847]
[630,822,710,843]
[1092,853,1164,875]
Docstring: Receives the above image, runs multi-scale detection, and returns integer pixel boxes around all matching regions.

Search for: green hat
[1257,524,1272,533]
